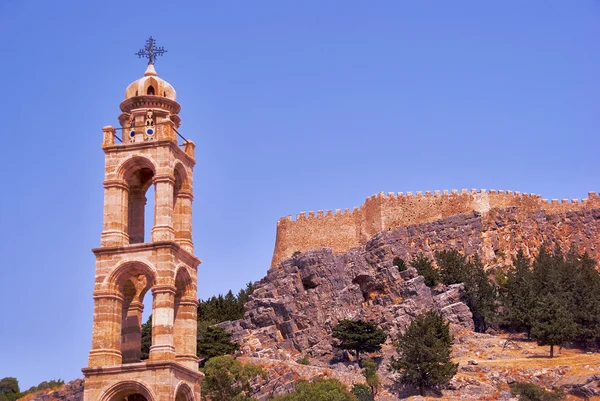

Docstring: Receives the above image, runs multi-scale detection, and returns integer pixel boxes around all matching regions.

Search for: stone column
[152,175,175,242]
[100,180,129,247]
[174,188,194,253]
[128,189,146,244]
[120,300,144,363]
[174,297,200,370]
[88,291,123,367]
[149,285,176,361]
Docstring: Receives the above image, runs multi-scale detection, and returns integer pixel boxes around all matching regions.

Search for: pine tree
[531,295,577,357]
[389,311,458,396]
[569,253,600,346]
[502,250,536,338]
[197,325,239,360]
[464,255,497,333]
[410,253,439,287]
[332,320,387,363]
[435,250,470,285]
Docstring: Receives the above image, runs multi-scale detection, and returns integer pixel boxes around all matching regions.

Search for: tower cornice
[102,139,196,166]
[92,241,201,269]
[120,96,181,114]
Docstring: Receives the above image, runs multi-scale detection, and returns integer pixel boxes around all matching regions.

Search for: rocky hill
[225,207,600,362]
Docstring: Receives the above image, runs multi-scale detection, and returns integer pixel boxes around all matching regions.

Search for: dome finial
[144,64,157,77]
[135,36,167,65]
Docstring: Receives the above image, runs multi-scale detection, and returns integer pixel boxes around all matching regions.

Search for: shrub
[296,355,310,365]
[393,257,407,271]
[509,382,564,401]
[351,383,374,401]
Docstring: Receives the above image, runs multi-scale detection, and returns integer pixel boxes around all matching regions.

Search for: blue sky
[0,0,598,390]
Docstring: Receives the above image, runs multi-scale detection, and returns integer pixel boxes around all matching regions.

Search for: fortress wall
[271,208,361,268]
[270,190,600,267]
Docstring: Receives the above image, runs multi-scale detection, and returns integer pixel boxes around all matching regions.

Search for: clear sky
[0,0,598,390]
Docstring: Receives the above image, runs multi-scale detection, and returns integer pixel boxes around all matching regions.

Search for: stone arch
[117,156,156,189]
[100,380,156,401]
[174,382,195,401]
[174,266,194,298]
[106,261,156,363]
[118,156,157,244]
[106,261,157,294]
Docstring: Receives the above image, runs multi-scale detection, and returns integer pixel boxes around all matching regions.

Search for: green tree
[410,253,439,287]
[435,250,497,333]
[501,250,536,338]
[361,359,380,398]
[464,255,497,333]
[435,250,470,285]
[197,325,239,359]
[202,356,264,401]
[140,315,152,360]
[389,311,458,396]
[271,378,357,401]
[332,320,387,363]
[563,251,600,347]
[0,378,20,401]
[351,384,373,401]
[23,379,65,395]
[531,295,577,357]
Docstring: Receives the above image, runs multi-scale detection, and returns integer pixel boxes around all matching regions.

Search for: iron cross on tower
[135,36,167,65]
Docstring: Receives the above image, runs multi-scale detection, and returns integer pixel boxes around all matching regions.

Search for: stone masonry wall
[271,189,600,267]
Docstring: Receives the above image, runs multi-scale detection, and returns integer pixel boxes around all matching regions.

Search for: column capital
[177,297,199,307]
[177,189,194,200]
[153,174,176,185]
[152,284,177,296]
[103,179,129,190]
[92,290,124,302]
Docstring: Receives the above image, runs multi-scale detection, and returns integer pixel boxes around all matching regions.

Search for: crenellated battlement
[271,189,600,267]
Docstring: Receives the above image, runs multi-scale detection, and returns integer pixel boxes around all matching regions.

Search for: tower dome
[125,64,177,100]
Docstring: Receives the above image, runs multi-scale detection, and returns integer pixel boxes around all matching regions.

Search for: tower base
[82,361,202,401]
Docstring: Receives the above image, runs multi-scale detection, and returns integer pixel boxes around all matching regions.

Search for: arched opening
[173,165,185,208]
[114,393,147,401]
[147,85,155,95]
[173,164,191,246]
[120,157,156,244]
[175,383,194,401]
[173,267,196,361]
[101,381,154,401]
[144,183,155,243]
[108,262,156,364]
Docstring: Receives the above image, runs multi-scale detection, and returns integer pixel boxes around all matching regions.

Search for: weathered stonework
[83,64,202,401]
[272,190,600,266]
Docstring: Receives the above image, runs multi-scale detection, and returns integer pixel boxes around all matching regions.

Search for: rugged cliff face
[225,207,600,362]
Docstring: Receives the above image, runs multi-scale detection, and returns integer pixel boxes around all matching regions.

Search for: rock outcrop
[224,228,475,361]
[17,380,83,401]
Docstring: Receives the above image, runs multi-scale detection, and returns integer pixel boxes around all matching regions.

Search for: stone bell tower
[82,38,202,401]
